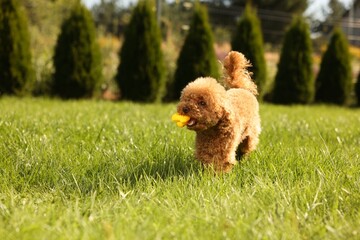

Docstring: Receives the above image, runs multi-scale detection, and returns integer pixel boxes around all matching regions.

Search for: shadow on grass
[119,156,202,186]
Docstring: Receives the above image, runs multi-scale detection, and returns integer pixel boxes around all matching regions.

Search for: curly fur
[177,51,261,172]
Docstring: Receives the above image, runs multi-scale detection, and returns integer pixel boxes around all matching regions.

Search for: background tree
[53,2,102,99]
[231,4,266,99]
[310,0,346,42]
[91,0,126,36]
[0,0,34,95]
[272,16,314,104]
[324,0,346,28]
[315,28,352,105]
[230,0,307,44]
[172,3,220,100]
[115,0,165,102]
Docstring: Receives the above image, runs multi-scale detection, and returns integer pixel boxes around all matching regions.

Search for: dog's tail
[223,51,258,95]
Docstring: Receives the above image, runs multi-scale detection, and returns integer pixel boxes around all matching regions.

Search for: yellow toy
[171,113,190,128]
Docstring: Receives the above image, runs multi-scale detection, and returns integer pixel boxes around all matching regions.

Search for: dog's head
[177,77,227,131]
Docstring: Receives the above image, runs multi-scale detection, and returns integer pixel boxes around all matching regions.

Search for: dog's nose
[182,106,190,114]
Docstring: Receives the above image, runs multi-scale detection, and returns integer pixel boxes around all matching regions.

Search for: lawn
[0,97,359,240]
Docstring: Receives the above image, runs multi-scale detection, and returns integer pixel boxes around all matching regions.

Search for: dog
[173,51,261,172]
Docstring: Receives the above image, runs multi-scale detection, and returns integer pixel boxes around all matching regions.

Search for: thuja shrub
[272,16,314,104]
[231,4,266,99]
[315,28,352,105]
[53,3,102,99]
[0,0,34,95]
[172,3,220,100]
[356,73,360,106]
[115,0,166,102]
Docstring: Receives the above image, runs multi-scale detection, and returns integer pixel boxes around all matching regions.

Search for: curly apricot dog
[173,51,261,172]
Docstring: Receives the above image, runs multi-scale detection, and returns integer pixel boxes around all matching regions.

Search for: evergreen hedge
[0,0,34,95]
[115,0,165,102]
[315,28,352,105]
[172,3,220,100]
[231,4,266,98]
[53,3,102,99]
[272,16,314,104]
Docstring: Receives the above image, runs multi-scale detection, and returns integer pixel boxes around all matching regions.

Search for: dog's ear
[217,103,230,122]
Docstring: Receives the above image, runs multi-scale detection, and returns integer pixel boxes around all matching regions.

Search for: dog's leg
[236,135,259,160]
[221,161,236,173]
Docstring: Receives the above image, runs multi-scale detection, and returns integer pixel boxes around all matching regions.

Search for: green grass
[0,97,359,240]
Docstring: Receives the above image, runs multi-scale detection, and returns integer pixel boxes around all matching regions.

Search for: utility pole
[156,0,161,26]
[349,1,354,45]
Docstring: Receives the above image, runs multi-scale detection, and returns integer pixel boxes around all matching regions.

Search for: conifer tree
[115,0,165,102]
[231,4,266,99]
[315,28,352,105]
[272,16,314,104]
[0,0,34,95]
[172,3,220,100]
[53,2,102,99]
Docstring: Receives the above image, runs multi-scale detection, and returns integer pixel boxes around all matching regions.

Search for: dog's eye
[199,100,206,107]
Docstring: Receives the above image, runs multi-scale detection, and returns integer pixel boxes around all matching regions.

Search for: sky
[306,0,353,20]
[83,0,354,20]
[83,0,137,8]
